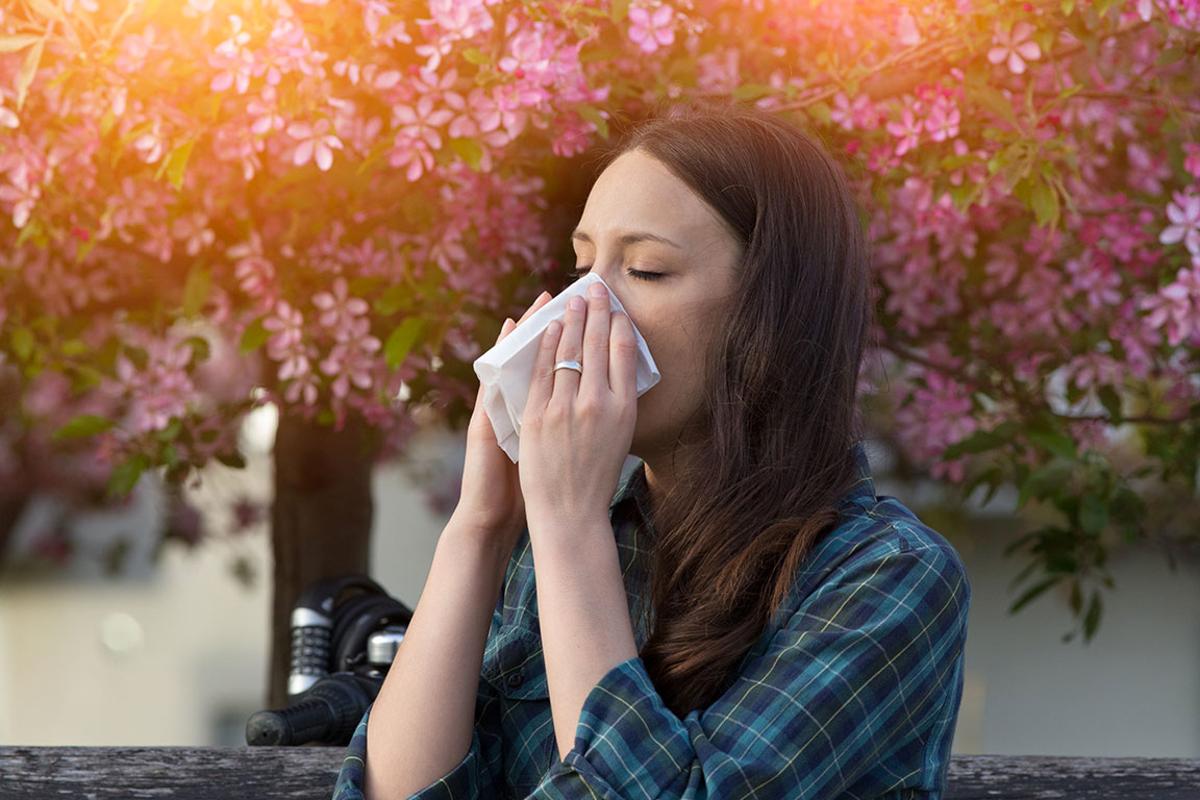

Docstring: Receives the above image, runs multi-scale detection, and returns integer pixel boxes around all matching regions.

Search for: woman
[332,100,971,800]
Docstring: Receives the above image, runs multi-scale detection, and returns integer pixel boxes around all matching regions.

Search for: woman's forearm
[363,513,510,800]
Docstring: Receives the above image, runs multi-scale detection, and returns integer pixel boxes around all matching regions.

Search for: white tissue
[472,272,661,463]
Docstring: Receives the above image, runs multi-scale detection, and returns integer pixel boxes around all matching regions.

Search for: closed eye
[568,266,665,282]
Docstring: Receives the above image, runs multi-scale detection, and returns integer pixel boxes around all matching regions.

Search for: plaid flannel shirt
[331,441,971,799]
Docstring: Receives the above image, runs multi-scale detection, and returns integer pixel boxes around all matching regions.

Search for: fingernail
[540,290,551,300]
[569,296,586,311]
[588,282,607,298]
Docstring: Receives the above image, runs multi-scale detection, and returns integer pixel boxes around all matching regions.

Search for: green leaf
[15,37,43,111]
[1157,47,1186,67]
[374,283,411,316]
[181,263,211,318]
[1068,579,1082,614]
[60,338,87,356]
[384,317,425,368]
[448,137,484,171]
[942,424,1017,459]
[53,414,114,440]
[1029,177,1059,228]
[1009,574,1060,614]
[576,104,609,139]
[1109,485,1145,536]
[1026,415,1077,460]
[461,47,490,65]
[1079,494,1108,535]
[217,450,247,469]
[967,82,1017,126]
[1017,458,1073,510]
[157,138,196,191]
[0,34,42,53]
[156,418,183,442]
[183,335,210,364]
[239,317,269,353]
[1097,385,1122,422]
[107,455,149,499]
[732,83,773,102]
[10,327,35,361]
[1082,590,1103,640]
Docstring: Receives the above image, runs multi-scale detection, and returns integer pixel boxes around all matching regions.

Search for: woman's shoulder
[785,493,972,625]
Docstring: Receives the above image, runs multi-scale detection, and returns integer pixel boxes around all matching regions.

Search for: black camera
[245,574,413,747]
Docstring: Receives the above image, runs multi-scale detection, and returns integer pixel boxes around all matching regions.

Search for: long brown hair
[593,99,875,717]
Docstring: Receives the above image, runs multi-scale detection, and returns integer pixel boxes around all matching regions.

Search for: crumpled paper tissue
[472,271,661,463]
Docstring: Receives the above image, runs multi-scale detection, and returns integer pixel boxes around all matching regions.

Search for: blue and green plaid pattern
[331,441,971,799]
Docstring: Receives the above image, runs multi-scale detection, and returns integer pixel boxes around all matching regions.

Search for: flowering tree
[2,0,1198,703]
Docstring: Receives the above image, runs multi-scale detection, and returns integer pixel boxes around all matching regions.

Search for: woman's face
[569,148,743,461]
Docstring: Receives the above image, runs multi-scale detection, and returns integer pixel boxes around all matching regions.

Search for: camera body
[246,574,413,747]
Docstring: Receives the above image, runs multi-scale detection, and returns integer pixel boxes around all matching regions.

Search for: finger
[524,316,563,423]
[551,294,586,405]
[580,281,611,396]
[514,290,552,329]
[499,290,548,343]
[609,310,638,404]
[496,316,515,342]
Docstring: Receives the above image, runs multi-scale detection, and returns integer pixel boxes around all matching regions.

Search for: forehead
[576,150,728,247]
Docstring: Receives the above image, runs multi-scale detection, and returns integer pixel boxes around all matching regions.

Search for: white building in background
[1,414,1198,756]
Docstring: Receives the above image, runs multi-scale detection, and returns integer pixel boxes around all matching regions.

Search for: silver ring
[553,359,583,374]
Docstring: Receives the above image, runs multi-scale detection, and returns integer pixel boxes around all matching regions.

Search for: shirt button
[505,671,524,688]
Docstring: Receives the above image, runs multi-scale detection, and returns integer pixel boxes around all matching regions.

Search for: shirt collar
[609,441,876,515]
[609,457,649,514]
[839,439,878,509]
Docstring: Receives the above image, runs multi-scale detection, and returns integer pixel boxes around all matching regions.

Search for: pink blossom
[263,300,319,398]
[312,277,370,338]
[924,97,960,142]
[1183,143,1200,179]
[830,91,878,132]
[627,4,675,55]
[288,119,343,171]
[0,160,40,229]
[897,7,921,46]
[886,106,923,156]
[1139,263,1200,346]
[1065,253,1122,310]
[362,0,413,48]
[987,20,1041,75]
[115,340,195,434]
[1160,186,1200,256]
[172,211,216,257]
[388,131,435,182]
[1066,351,1124,391]
[319,317,382,398]
[210,15,254,93]
[894,368,978,483]
[392,95,454,151]
[424,0,494,39]
[228,233,277,307]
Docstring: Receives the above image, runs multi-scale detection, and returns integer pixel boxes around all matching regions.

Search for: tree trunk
[266,411,379,711]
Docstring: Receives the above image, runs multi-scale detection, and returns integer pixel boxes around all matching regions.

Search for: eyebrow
[571,227,683,249]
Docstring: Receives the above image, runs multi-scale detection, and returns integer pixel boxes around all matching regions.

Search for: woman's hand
[452,289,553,552]
[517,280,639,540]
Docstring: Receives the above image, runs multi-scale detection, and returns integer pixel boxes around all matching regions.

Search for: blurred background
[1,0,1198,765]
[2,413,1197,754]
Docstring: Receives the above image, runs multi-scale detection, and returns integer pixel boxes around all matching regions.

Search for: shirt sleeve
[527,538,971,800]
[330,669,506,800]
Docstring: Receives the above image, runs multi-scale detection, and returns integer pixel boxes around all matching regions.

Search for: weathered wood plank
[0,748,1197,799]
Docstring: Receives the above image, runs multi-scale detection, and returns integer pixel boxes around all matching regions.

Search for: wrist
[442,512,516,579]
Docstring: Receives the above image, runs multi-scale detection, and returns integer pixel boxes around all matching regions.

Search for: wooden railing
[1,747,1198,798]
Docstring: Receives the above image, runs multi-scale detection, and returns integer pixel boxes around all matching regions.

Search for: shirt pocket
[482,621,550,700]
